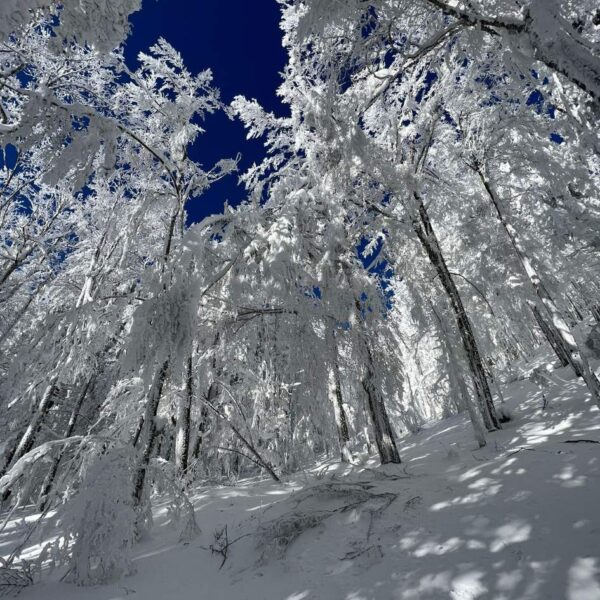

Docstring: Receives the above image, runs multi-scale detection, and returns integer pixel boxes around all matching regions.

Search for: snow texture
[2,359,599,599]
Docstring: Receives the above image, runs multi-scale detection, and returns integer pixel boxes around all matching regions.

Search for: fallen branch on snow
[256,482,398,562]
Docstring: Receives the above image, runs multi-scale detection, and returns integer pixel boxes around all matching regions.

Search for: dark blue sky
[124,1,287,223]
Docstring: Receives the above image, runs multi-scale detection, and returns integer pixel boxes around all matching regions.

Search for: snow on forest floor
[2,362,600,600]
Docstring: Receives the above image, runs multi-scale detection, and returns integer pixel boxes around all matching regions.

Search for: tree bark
[175,355,194,474]
[133,360,169,505]
[38,377,93,510]
[326,327,353,462]
[341,263,402,463]
[361,341,402,464]
[1,379,57,503]
[191,405,210,462]
[0,378,57,480]
[411,193,500,431]
[530,302,571,368]
[431,304,487,447]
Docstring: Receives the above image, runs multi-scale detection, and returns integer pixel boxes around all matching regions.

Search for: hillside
[3,361,599,600]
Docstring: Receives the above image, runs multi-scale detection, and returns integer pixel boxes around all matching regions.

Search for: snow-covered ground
[2,363,599,600]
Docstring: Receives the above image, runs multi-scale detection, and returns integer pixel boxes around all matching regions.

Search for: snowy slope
[2,365,600,600]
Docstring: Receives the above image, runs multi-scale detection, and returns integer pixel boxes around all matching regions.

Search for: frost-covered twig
[206,525,251,570]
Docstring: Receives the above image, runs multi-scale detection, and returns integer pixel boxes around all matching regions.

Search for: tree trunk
[191,333,220,464]
[175,355,194,474]
[341,263,402,464]
[1,379,57,503]
[326,327,352,462]
[361,372,402,464]
[566,293,584,323]
[132,360,169,505]
[38,378,93,510]
[412,193,500,431]
[530,302,571,368]
[431,305,487,447]
[0,379,57,480]
[476,167,600,406]
[361,341,402,464]
[191,405,210,462]
[131,198,183,501]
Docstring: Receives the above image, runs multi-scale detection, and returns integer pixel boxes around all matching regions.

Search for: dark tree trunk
[38,378,93,510]
[531,303,571,368]
[412,193,500,431]
[333,363,352,461]
[361,343,402,464]
[0,379,57,480]
[326,327,352,462]
[431,304,487,447]
[361,373,402,464]
[191,405,210,462]
[175,355,194,474]
[340,264,402,463]
[133,360,169,505]
[1,379,57,503]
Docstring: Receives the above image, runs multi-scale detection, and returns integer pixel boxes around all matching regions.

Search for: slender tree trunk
[476,167,600,406]
[132,416,145,448]
[566,293,584,322]
[485,360,512,423]
[432,305,487,447]
[361,342,402,464]
[326,327,352,462]
[341,263,401,463]
[131,197,183,501]
[175,355,194,474]
[190,333,221,467]
[487,367,504,405]
[412,193,500,431]
[361,372,402,464]
[1,379,57,503]
[191,406,210,462]
[38,378,93,510]
[530,302,571,368]
[133,360,169,505]
[0,378,57,480]
[332,364,352,461]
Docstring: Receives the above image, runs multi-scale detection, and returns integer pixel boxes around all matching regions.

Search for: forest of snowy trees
[0,0,599,595]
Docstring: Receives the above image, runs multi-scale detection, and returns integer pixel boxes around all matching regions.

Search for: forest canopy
[0,0,599,591]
